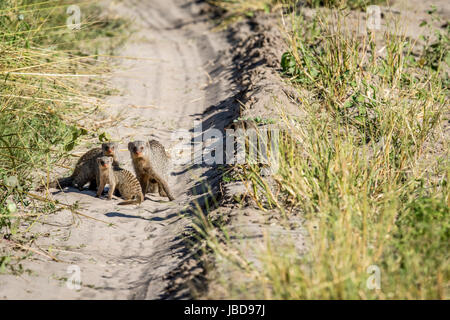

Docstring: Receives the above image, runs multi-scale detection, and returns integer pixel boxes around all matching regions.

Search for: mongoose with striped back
[128,140,175,201]
[96,156,144,205]
[37,142,119,191]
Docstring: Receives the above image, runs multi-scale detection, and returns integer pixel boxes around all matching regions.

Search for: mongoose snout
[102,142,116,156]
[100,161,109,168]
[128,141,146,158]
[97,156,113,169]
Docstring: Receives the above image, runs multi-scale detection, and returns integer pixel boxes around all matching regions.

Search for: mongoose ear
[128,142,134,152]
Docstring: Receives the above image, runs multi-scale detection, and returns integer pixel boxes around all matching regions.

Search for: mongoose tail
[117,199,141,205]
[36,176,73,191]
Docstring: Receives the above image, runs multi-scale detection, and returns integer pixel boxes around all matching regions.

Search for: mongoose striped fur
[37,142,119,191]
[96,156,143,205]
[128,140,175,201]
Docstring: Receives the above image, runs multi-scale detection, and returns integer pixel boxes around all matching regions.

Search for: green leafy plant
[0,0,126,272]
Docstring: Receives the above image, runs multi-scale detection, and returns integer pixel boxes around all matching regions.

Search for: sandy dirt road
[0,0,237,299]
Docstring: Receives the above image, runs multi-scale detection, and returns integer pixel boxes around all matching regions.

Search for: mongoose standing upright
[128,140,175,201]
[96,156,143,205]
[37,142,119,191]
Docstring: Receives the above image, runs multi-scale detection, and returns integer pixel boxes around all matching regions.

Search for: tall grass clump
[204,5,449,299]
[0,0,126,270]
[208,0,385,26]
[304,0,385,9]
[207,0,281,26]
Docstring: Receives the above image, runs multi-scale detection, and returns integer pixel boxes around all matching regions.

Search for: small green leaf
[98,132,111,142]
[245,11,254,18]
[344,100,353,109]
[64,141,75,151]
[0,256,11,274]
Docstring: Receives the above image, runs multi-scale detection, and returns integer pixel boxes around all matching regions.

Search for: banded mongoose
[96,156,144,205]
[128,140,175,201]
[37,142,119,191]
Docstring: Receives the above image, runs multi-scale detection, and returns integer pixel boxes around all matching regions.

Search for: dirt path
[0,0,237,299]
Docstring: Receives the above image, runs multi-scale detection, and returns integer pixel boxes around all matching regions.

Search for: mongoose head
[97,156,113,170]
[102,142,117,157]
[128,141,147,159]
